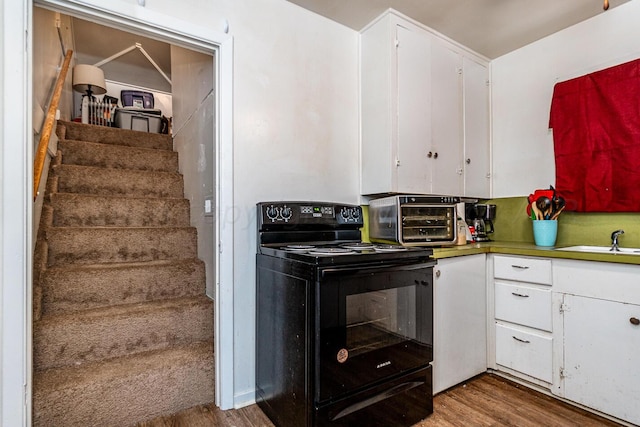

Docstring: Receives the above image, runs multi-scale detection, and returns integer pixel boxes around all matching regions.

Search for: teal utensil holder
[533,220,558,247]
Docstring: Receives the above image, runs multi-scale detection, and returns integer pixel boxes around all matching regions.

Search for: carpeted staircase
[32,121,215,426]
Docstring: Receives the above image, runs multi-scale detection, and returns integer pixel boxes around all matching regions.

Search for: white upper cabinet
[360,10,490,197]
[463,57,491,198]
[396,24,432,195]
[430,40,464,196]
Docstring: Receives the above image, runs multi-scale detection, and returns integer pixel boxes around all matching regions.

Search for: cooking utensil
[551,206,565,220]
[536,196,552,220]
[553,196,566,216]
[531,201,543,220]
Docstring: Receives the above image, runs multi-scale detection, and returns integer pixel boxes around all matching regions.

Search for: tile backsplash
[488,197,640,247]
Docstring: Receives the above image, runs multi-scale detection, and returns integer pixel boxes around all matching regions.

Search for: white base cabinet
[491,255,553,386]
[554,259,640,425]
[495,323,552,384]
[433,254,487,394]
[561,294,640,425]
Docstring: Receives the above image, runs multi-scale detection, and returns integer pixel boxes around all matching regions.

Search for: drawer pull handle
[631,317,640,326]
[511,265,530,270]
[512,336,530,344]
[511,292,529,298]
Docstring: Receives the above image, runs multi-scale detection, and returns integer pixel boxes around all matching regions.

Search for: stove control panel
[338,206,361,224]
[258,202,363,228]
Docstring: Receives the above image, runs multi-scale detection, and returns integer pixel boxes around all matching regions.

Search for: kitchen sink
[555,245,640,255]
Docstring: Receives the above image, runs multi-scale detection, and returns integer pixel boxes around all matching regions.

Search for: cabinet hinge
[457,67,463,75]
[395,157,401,167]
[559,367,571,379]
[456,167,463,175]
[395,38,399,48]
[560,302,570,313]
[486,79,491,86]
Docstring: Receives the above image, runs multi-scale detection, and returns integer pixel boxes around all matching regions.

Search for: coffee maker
[465,203,496,242]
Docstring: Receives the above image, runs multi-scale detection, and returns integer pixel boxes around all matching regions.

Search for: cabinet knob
[631,317,640,326]
[433,152,438,159]
[427,151,433,158]
[435,270,441,278]
[466,158,471,164]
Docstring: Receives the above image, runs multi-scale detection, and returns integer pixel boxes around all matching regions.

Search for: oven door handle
[320,261,436,277]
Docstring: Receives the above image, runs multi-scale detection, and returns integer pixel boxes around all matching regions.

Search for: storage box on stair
[115,107,162,133]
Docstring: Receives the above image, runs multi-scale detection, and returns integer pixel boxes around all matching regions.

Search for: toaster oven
[368,195,459,246]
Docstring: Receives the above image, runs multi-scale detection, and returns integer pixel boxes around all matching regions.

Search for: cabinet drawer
[495,323,552,383]
[494,256,551,285]
[495,282,552,331]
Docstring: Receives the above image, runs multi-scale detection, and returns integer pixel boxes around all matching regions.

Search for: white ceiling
[286,0,631,58]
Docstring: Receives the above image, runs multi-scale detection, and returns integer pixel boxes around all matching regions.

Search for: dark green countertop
[432,241,640,265]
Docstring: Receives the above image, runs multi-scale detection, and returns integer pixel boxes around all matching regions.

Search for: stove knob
[266,205,280,221]
[351,208,361,221]
[281,206,292,222]
[340,207,352,221]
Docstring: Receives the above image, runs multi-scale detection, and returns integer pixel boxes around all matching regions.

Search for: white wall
[491,1,640,197]
[171,46,216,297]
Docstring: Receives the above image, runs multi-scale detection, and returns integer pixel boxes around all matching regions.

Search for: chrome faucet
[611,229,625,252]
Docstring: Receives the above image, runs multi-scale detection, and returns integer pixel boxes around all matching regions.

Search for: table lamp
[72,64,107,99]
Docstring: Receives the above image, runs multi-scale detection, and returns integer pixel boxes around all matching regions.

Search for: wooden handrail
[33,49,73,199]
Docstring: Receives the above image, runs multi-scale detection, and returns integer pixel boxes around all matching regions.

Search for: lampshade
[72,64,107,96]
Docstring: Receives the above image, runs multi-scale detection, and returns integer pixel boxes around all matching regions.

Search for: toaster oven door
[400,204,456,245]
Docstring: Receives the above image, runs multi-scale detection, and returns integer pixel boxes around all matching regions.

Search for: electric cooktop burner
[373,244,408,252]
[281,243,409,255]
[340,242,376,250]
[284,245,316,252]
[307,247,355,256]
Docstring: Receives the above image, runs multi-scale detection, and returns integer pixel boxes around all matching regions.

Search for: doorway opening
[30,0,235,417]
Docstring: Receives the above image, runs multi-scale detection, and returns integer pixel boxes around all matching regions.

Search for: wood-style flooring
[137,374,622,427]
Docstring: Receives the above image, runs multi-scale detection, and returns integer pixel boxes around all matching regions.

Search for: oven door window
[317,263,433,403]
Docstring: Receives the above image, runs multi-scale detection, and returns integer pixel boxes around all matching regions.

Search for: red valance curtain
[549,58,640,212]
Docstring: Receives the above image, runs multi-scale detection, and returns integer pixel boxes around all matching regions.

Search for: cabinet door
[396,24,431,194]
[563,294,640,425]
[463,57,490,198]
[433,254,487,394]
[430,41,463,196]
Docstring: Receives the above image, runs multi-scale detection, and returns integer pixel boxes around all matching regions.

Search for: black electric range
[256,201,435,427]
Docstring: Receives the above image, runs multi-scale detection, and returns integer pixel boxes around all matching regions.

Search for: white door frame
[2,1,235,424]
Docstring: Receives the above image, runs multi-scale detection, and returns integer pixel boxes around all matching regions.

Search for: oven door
[316,260,434,403]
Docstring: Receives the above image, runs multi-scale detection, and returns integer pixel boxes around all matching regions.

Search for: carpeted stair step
[33,341,214,427]
[58,139,179,172]
[53,164,184,198]
[49,193,191,227]
[40,259,206,316]
[34,295,213,370]
[57,120,173,151]
[46,227,197,267]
